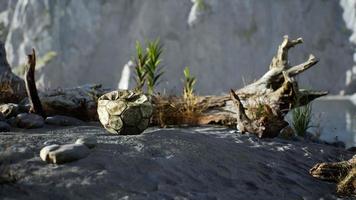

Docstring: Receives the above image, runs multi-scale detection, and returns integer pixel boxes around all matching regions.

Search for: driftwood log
[228,36,327,137]
[151,36,327,138]
[39,84,109,121]
[310,156,356,196]
[24,49,45,117]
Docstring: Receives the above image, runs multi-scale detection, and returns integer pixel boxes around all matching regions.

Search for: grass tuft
[145,39,164,95]
[132,39,164,95]
[291,103,313,137]
[151,67,208,127]
[133,41,148,91]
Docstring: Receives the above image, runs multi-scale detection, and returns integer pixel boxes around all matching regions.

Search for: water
[305,97,356,148]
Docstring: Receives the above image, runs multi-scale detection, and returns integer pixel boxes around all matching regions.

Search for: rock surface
[341,0,356,94]
[15,113,44,129]
[40,143,90,164]
[0,0,352,94]
[0,125,353,199]
[45,115,84,126]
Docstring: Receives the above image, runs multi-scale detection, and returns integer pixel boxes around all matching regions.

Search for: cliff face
[341,0,356,94]
[0,0,353,94]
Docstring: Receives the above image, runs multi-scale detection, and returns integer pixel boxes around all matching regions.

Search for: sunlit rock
[40,143,90,164]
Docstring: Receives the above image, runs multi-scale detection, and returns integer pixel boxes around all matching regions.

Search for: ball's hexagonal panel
[97,106,109,125]
[106,100,127,115]
[121,106,142,126]
[97,90,153,135]
[108,115,123,131]
[137,118,149,131]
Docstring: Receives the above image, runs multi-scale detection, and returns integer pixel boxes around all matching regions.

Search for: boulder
[40,143,90,164]
[97,90,153,135]
[75,136,97,149]
[45,115,84,126]
[16,113,44,129]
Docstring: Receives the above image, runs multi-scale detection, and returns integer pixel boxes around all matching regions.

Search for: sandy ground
[0,125,354,200]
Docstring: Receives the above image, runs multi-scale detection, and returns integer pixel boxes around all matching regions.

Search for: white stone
[75,136,97,149]
[40,143,90,164]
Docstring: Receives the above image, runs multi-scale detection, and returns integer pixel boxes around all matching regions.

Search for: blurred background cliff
[0,0,355,95]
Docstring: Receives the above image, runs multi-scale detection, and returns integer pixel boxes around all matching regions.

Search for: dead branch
[24,49,45,117]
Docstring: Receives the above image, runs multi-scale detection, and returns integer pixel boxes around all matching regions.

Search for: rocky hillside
[0,0,353,94]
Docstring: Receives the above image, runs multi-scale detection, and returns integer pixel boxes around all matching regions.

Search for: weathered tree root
[150,36,327,135]
[310,156,356,196]
[24,49,45,117]
[229,36,327,138]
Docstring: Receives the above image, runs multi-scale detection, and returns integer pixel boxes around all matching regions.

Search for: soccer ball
[97,90,153,135]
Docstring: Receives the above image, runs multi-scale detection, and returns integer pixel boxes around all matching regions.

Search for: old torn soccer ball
[97,90,153,135]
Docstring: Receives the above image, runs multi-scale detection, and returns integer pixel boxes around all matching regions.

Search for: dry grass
[151,95,208,127]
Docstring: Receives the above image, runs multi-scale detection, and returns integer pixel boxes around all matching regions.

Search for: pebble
[40,143,90,164]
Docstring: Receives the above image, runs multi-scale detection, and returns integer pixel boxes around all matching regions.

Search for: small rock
[45,115,84,126]
[75,136,97,149]
[279,126,295,140]
[16,113,44,129]
[304,132,322,143]
[40,143,90,164]
[0,103,20,118]
[43,140,61,146]
[0,121,10,132]
[40,144,60,162]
